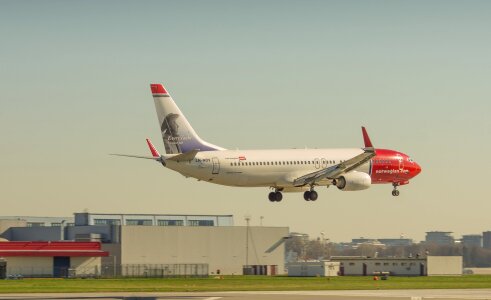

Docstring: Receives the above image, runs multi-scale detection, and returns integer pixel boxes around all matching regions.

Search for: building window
[94,219,121,225]
[188,220,214,226]
[393,263,398,266]
[349,262,355,266]
[158,220,184,226]
[126,219,153,226]
[384,263,389,266]
[375,262,381,266]
[401,262,407,266]
[27,222,44,227]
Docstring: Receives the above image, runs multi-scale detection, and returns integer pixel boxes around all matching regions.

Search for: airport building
[350,238,413,248]
[286,256,462,277]
[482,231,491,249]
[0,241,107,278]
[461,234,482,248]
[425,231,455,245]
[0,212,288,277]
[331,256,462,276]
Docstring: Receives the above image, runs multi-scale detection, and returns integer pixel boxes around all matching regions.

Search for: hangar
[0,212,288,276]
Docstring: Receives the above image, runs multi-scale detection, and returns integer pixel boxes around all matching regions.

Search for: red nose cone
[414,162,422,176]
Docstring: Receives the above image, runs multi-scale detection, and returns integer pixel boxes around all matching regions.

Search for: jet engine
[335,171,371,191]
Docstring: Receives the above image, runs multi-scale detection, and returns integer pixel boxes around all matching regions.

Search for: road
[0,289,491,300]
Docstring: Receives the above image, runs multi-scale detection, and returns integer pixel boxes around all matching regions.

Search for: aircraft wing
[293,147,375,187]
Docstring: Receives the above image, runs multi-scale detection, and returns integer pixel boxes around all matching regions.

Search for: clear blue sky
[1,0,490,242]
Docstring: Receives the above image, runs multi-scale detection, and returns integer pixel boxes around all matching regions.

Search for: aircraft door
[212,157,220,174]
[397,155,404,172]
[321,158,327,168]
[314,158,320,169]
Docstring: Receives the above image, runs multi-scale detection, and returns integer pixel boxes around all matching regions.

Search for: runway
[0,289,491,300]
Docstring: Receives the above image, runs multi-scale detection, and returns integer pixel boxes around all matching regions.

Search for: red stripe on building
[0,241,108,257]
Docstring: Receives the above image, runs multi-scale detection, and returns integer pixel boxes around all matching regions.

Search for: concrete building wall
[427,256,462,276]
[70,257,101,276]
[9,226,62,241]
[74,213,234,227]
[120,226,288,275]
[5,257,53,277]
[0,220,27,240]
[67,225,116,243]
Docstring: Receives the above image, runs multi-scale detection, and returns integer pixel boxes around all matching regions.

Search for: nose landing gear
[392,183,400,197]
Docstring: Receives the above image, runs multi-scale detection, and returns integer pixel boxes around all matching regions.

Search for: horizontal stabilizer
[166,149,199,162]
[110,154,158,160]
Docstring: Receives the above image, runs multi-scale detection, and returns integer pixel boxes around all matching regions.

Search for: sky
[1,0,490,242]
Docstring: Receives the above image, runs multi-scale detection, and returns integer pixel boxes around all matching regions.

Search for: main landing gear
[392,183,400,197]
[268,191,283,202]
[303,189,318,201]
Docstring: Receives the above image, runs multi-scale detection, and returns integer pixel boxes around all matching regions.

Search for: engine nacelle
[335,171,371,191]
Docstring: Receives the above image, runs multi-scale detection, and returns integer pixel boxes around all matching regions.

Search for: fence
[6,263,209,278]
[108,264,209,278]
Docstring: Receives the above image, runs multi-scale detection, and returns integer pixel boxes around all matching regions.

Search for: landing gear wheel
[274,191,283,202]
[309,190,318,201]
[268,192,276,202]
[392,183,400,197]
[303,191,311,201]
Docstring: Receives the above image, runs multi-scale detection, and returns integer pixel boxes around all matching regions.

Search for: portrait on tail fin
[161,113,182,154]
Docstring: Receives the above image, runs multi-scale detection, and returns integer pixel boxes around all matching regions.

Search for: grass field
[0,275,491,293]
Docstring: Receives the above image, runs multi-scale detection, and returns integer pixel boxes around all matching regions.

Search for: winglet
[146,139,160,157]
[361,126,373,148]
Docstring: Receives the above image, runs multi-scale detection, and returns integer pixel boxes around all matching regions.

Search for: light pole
[245,215,251,267]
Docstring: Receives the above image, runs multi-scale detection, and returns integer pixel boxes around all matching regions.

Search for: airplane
[113,83,422,202]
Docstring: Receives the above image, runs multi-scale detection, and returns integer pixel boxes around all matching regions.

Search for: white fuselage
[164,148,370,191]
